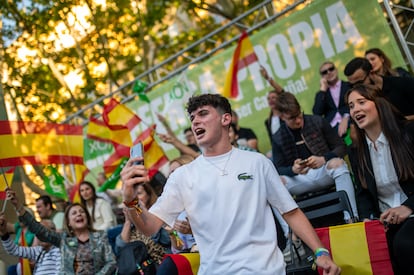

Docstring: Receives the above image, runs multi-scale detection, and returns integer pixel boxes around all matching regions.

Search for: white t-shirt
[150,148,297,275]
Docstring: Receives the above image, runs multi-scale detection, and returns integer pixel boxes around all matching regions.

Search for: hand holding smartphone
[130,142,144,165]
[299,158,308,165]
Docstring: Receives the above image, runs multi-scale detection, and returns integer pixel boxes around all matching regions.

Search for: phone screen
[130,142,144,165]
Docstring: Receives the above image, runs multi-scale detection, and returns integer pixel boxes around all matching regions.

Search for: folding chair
[286,190,354,275]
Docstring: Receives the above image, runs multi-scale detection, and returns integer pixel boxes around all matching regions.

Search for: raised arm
[157,132,200,158]
[260,66,285,94]
[120,158,165,236]
[6,189,61,247]
[157,113,176,138]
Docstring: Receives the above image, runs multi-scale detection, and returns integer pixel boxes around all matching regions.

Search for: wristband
[312,248,330,270]
[314,247,330,258]
[123,198,142,214]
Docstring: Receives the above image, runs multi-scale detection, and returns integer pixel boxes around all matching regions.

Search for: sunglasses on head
[320,66,335,75]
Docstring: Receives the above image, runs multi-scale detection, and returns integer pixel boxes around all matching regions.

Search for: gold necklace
[204,149,233,176]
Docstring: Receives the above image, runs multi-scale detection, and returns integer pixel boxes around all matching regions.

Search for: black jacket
[312,81,351,125]
[272,115,346,177]
[348,122,414,219]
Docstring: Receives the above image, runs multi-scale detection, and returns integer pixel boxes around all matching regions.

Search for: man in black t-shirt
[231,110,258,151]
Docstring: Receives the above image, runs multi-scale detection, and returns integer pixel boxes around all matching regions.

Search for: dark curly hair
[186,94,232,116]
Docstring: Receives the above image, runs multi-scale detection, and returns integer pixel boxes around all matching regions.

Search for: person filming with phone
[121,94,341,275]
[271,92,359,222]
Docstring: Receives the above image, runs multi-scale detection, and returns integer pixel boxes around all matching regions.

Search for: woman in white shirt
[346,84,414,275]
[79,181,117,231]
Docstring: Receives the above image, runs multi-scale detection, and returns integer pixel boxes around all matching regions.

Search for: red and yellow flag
[164,253,200,275]
[134,125,168,178]
[0,167,14,200]
[0,121,83,167]
[87,116,131,157]
[102,98,141,132]
[223,31,258,99]
[68,164,89,203]
[19,230,32,275]
[315,221,393,275]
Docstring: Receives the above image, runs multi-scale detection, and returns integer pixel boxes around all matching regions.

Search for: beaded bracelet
[312,248,330,270]
[123,198,143,214]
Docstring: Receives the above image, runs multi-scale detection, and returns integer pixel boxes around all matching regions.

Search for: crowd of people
[0,47,413,275]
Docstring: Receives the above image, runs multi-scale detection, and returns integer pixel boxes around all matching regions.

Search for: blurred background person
[7,189,117,274]
[79,181,117,231]
[365,48,411,77]
[0,215,61,275]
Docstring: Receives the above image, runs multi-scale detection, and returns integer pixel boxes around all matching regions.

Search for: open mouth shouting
[194,127,206,140]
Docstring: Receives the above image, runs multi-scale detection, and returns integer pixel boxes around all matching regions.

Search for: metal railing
[383,0,414,70]
[63,0,307,125]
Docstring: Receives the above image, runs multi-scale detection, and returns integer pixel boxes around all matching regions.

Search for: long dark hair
[345,84,414,187]
[79,181,99,222]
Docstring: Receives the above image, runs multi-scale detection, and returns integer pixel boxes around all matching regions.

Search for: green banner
[84,0,405,164]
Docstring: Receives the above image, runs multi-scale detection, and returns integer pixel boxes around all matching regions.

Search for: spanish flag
[87,116,131,157]
[0,167,14,200]
[134,125,168,178]
[0,121,83,167]
[223,31,258,99]
[19,230,32,275]
[163,253,200,275]
[68,164,89,203]
[102,98,141,132]
[315,221,393,275]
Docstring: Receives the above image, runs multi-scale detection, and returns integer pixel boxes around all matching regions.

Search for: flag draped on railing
[223,31,258,99]
[0,121,83,167]
[315,221,393,275]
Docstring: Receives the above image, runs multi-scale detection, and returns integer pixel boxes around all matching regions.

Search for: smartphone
[299,159,308,165]
[130,142,144,165]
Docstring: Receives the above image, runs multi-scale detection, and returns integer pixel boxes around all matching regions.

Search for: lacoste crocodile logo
[238,173,253,181]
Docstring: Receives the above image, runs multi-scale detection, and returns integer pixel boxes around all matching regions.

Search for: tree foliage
[0,0,275,201]
[1,0,269,123]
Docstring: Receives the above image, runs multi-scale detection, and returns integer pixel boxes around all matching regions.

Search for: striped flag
[0,167,14,200]
[134,125,168,178]
[87,116,131,157]
[19,230,32,275]
[68,164,89,203]
[164,253,200,275]
[86,99,142,170]
[315,221,393,275]
[102,98,141,132]
[0,121,83,167]
[223,31,258,99]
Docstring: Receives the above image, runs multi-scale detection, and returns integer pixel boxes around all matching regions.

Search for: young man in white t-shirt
[121,94,340,275]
